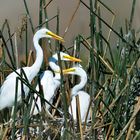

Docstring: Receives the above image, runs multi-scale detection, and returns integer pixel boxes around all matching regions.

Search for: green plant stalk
[38,0,43,49]
[43,0,53,9]
[30,78,41,115]
[25,16,28,65]
[39,0,43,29]
[0,30,16,69]
[117,101,140,140]
[11,78,19,140]
[95,32,101,81]
[125,19,129,33]
[1,20,7,32]
[72,36,81,85]
[133,130,140,140]
[20,68,28,136]
[23,0,34,33]
[62,0,80,38]
[80,0,137,50]
[89,0,97,139]
[55,10,69,139]
[23,91,34,136]
[33,77,45,139]
[76,36,81,59]
[98,0,115,15]
[97,7,103,55]
[43,0,49,29]
[5,19,16,64]
[129,0,137,29]
[43,0,52,49]
[14,33,18,69]
[35,15,57,29]
[124,86,131,123]
[98,32,115,67]
[114,38,121,73]
[1,37,6,67]
[89,0,96,95]
[118,46,130,126]
[19,67,31,133]
[20,68,29,100]
[100,96,122,128]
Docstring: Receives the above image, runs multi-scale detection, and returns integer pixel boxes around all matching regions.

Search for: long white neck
[49,61,61,88]
[30,37,43,80]
[49,60,60,79]
[71,71,87,97]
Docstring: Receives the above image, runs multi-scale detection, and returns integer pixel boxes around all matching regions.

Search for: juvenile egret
[31,52,81,115]
[0,28,64,110]
[63,65,90,122]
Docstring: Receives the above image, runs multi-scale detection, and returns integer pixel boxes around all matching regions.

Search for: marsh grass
[0,0,140,139]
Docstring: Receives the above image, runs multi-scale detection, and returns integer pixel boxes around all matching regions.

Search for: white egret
[31,52,81,115]
[63,65,90,122]
[0,28,64,110]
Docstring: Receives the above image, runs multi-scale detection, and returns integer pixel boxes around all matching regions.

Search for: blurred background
[1,1,140,139]
[0,0,139,64]
[0,0,139,44]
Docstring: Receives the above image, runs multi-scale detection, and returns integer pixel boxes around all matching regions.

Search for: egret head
[62,64,86,76]
[34,28,64,42]
[52,52,82,62]
[61,65,87,87]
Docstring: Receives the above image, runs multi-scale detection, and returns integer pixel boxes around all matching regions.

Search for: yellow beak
[47,31,64,42]
[62,68,76,74]
[54,67,75,74]
[63,55,82,62]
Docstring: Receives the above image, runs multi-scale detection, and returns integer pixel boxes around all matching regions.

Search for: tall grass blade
[0,30,16,69]
[11,78,20,140]
[23,0,34,33]
[129,0,137,29]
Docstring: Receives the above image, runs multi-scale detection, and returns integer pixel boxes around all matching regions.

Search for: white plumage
[0,28,64,110]
[31,52,81,115]
[63,65,91,122]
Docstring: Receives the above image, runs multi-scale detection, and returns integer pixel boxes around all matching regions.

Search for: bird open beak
[54,68,75,74]
[63,55,82,62]
[47,31,64,42]
[62,68,76,74]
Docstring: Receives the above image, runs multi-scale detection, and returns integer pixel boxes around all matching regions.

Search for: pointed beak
[63,55,82,62]
[54,68,75,74]
[47,31,64,42]
[62,68,76,74]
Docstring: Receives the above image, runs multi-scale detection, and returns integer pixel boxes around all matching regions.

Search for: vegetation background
[0,0,140,139]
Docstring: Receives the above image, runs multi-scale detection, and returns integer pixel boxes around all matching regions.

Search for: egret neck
[71,69,87,97]
[30,35,43,80]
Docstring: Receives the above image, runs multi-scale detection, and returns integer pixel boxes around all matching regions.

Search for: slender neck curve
[49,60,61,89]
[30,36,43,79]
[71,70,87,97]
[49,61,60,80]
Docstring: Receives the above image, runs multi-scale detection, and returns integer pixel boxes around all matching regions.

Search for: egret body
[31,52,81,115]
[63,65,90,122]
[0,28,64,110]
